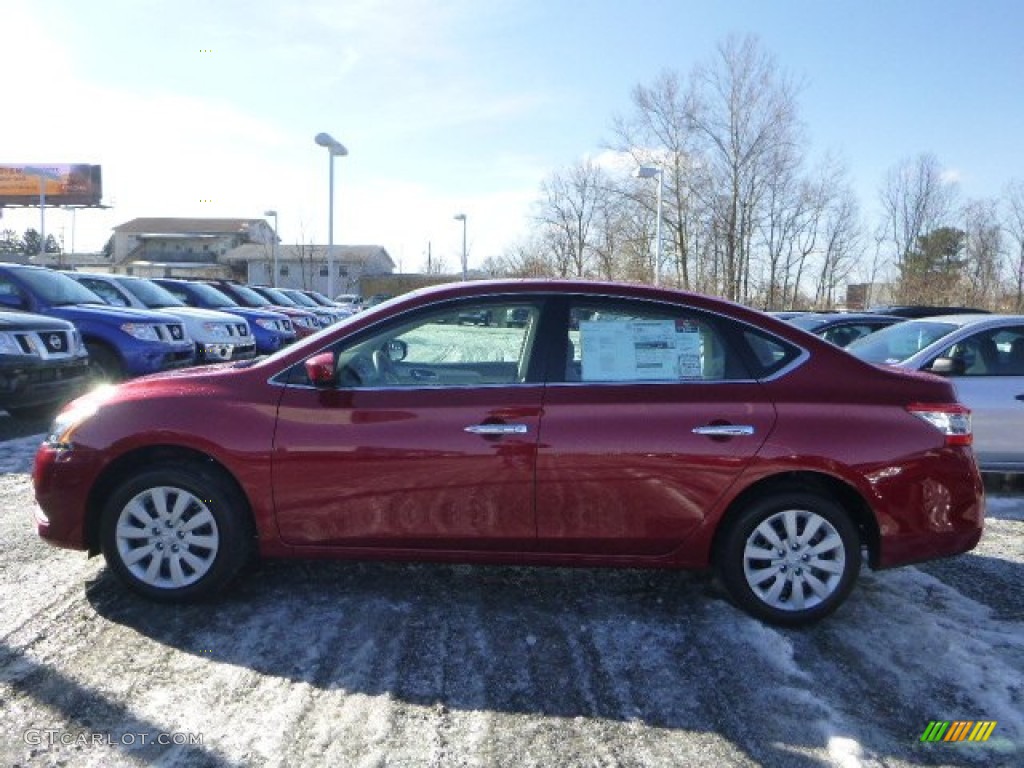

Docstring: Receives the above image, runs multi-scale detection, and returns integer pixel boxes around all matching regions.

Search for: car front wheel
[716,492,860,626]
[100,463,252,601]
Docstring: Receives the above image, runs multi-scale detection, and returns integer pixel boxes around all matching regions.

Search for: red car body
[32,280,984,624]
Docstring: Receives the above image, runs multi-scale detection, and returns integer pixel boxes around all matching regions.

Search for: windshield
[787,315,829,331]
[283,290,318,308]
[260,287,298,306]
[119,277,186,308]
[846,320,958,364]
[184,282,239,307]
[228,284,273,306]
[15,268,107,305]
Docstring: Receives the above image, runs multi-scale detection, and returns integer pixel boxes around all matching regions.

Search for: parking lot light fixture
[453,213,467,281]
[264,210,278,287]
[314,133,349,297]
[633,165,664,286]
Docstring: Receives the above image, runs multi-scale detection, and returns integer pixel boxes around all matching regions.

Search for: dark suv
[0,309,91,418]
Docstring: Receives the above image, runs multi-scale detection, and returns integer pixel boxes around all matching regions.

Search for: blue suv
[0,265,195,381]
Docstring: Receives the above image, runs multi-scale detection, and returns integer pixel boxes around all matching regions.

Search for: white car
[68,273,257,363]
[847,313,1024,472]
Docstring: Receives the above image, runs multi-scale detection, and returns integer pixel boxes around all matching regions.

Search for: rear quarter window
[741,328,802,378]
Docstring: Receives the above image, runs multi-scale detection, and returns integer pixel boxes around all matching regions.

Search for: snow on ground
[0,429,1021,767]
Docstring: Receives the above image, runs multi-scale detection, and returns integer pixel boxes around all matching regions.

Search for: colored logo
[920,721,997,743]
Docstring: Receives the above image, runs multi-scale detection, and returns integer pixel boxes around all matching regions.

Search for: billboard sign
[0,164,103,206]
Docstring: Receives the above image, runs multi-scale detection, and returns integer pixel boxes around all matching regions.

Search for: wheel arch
[711,470,881,568]
[84,444,255,555]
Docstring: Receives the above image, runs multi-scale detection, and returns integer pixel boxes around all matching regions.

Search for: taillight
[906,403,972,446]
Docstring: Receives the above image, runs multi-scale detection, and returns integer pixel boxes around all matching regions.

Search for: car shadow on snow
[84,559,1012,768]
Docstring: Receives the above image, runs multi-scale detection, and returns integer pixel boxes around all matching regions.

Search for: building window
[320,266,328,276]
[280,265,289,276]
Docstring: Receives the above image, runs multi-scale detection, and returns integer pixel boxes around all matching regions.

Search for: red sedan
[32,280,984,625]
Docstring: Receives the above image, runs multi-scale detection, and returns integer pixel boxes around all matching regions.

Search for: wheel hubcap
[742,508,846,612]
[115,486,219,589]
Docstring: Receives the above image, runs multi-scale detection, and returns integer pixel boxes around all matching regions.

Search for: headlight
[201,322,231,338]
[0,332,22,355]
[44,389,112,447]
[120,323,161,341]
[71,329,86,355]
[298,317,319,329]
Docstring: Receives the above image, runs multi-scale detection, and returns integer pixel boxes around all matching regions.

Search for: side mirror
[304,352,336,387]
[383,338,408,363]
[928,357,966,376]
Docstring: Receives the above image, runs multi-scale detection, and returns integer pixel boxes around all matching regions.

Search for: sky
[1,0,1023,275]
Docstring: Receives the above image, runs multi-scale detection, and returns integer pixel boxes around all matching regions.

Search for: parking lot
[0,416,1021,767]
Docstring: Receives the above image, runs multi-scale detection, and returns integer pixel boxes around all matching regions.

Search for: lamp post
[453,213,467,281]
[24,166,61,265]
[263,210,278,287]
[314,132,348,297]
[634,165,664,286]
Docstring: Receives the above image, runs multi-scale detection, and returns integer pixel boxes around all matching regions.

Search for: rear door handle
[1016,395,1024,402]
[692,425,755,437]
[464,424,529,435]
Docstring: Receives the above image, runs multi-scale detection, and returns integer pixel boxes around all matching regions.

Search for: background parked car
[203,280,322,338]
[67,273,256,364]
[0,264,194,382]
[0,309,90,419]
[152,279,296,355]
[252,286,345,327]
[34,280,982,627]
[784,312,905,347]
[846,313,1024,472]
[864,305,990,318]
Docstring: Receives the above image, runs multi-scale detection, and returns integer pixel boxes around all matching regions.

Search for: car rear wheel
[100,463,253,601]
[716,492,860,626]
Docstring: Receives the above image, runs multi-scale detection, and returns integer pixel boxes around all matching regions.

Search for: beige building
[109,217,394,295]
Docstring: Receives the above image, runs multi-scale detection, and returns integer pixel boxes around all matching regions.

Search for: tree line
[0,228,62,256]
[483,35,1024,312]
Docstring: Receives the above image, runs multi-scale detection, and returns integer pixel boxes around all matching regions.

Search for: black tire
[100,462,254,602]
[716,492,860,626]
[86,343,123,384]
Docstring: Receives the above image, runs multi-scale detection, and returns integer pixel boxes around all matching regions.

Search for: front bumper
[0,357,91,410]
[197,340,257,363]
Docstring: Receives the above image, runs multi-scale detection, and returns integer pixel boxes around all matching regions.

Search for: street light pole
[264,210,278,287]
[634,165,664,286]
[24,166,60,265]
[453,213,467,281]
[314,132,348,298]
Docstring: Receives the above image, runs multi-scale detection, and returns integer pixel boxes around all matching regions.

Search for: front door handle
[464,423,529,435]
[692,425,755,437]
[1015,394,1024,402]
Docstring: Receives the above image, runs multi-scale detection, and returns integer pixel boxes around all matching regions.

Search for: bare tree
[814,183,862,309]
[960,198,1003,308]
[610,70,706,288]
[879,153,957,301]
[1004,179,1024,311]
[688,35,803,302]
[534,159,609,278]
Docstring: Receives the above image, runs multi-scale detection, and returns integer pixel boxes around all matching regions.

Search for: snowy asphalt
[0,416,1021,768]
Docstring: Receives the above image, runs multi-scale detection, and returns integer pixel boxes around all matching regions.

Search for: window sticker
[579,319,705,381]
